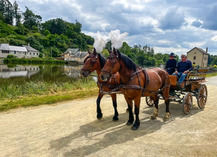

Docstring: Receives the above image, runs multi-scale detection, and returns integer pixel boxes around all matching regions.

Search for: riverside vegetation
[0,77,98,111]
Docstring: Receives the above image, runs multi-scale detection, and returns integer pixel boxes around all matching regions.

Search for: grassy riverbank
[3,57,66,64]
[206,72,217,78]
[0,78,98,111]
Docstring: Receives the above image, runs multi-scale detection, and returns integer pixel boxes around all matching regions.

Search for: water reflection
[0,64,40,78]
[0,64,84,85]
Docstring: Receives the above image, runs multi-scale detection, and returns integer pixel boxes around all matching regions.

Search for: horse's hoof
[131,123,140,130]
[113,116,119,121]
[126,121,133,125]
[163,112,170,121]
[151,116,156,120]
[97,113,103,120]
[163,117,169,121]
[131,126,138,130]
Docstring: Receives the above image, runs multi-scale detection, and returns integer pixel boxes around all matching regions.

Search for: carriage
[146,69,208,114]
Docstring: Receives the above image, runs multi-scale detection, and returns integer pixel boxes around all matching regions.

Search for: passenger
[165,52,177,75]
[173,53,193,89]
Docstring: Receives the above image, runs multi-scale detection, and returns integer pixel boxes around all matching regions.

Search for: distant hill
[0,0,94,57]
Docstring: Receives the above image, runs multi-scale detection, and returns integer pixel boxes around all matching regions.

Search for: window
[14,51,16,54]
[2,50,9,53]
[193,62,195,64]
[193,56,196,60]
[33,53,35,55]
[30,53,31,55]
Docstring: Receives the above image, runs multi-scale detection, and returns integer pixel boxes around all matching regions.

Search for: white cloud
[11,0,217,55]
[211,35,217,42]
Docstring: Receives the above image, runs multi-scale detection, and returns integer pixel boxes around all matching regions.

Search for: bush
[6,55,17,59]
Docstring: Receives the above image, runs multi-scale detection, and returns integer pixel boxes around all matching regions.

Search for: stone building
[0,43,39,58]
[187,47,209,68]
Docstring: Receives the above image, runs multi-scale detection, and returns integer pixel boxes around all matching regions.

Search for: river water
[0,64,84,85]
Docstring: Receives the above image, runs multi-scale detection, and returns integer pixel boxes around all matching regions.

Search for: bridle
[101,54,119,77]
[82,55,99,72]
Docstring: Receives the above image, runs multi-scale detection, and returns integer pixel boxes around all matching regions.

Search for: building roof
[64,48,79,54]
[23,45,39,52]
[73,51,88,58]
[0,43,27,52]
[187,47,209,55]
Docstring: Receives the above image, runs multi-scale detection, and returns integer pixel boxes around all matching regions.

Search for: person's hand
[175,71,178,74]
[183,70,188,74]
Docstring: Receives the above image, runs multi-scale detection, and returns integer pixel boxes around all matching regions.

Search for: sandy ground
[0,77,217,157]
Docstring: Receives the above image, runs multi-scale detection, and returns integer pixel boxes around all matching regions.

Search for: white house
[0,43,40,59]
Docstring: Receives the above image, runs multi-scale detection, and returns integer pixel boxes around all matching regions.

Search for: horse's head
[80,48,101,77]
[100,48,121,81]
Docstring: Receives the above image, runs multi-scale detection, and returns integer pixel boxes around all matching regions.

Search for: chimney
[206,47,208,53]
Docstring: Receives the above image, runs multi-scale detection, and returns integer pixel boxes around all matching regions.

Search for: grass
[0,88,98,112]
[0,78,98,112]
[206,72,217,78]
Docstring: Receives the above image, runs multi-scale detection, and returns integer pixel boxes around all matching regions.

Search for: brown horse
[80,48,121,121]
[100,48,170,130]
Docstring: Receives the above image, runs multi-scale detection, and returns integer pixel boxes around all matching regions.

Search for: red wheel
[182,93,192,115]
[197,84,208,109]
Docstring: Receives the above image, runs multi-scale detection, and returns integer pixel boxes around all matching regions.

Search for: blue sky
[11,0,217,56]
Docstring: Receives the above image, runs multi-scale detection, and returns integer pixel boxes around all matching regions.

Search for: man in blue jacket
[173,53,193,89]
[165,52,177,74]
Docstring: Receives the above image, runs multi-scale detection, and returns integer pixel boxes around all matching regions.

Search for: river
[0,64,84,85]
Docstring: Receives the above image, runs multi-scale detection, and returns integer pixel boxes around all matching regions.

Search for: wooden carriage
[146,69,208,114]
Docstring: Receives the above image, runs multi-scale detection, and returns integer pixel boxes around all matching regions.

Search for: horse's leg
[124,95,134,125]
[162,86,170,121]
[96,93,103,119]
[110,94,119,121]
[151,94,159,120]
[132,96,141,130]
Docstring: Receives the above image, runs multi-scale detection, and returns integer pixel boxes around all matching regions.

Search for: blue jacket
[165,59,177,74]
[177,60,193,73]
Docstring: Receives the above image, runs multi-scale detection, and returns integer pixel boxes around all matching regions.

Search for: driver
[173,53,193,89]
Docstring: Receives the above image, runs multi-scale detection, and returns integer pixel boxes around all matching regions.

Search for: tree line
[0,0,94,57]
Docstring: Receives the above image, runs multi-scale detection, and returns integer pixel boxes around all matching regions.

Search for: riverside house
[187,47,209,68]
[0,43,40,59]
[61,48,88,63]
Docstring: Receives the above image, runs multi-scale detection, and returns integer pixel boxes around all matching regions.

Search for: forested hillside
[0,0,94,57]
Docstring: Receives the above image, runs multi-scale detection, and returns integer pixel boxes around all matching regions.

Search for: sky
[11,0,217,56]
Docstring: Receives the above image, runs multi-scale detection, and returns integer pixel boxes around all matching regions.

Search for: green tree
[23,7,42,29]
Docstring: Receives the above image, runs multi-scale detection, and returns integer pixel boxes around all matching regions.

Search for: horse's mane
[98,53,106,69]
[117,50,137,71]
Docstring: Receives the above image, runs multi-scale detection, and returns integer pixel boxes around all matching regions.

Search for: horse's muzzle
[100,72,111,82]
[80,70,90,77]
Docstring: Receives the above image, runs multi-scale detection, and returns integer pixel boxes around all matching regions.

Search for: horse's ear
[113,48,118,56]
[88,50,91,54]
[108,49,112,54]
[93,48,97,55]
[113,47,116,53]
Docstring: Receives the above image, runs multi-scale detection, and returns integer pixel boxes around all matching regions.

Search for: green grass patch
[0,77,99,112]
[0,88,98,112]
[206,72,217,78]
[3,57,66,64]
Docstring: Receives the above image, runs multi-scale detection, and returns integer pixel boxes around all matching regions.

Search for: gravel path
[0,77,217,157]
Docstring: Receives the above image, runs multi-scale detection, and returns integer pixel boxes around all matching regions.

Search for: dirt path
[1,77,217,157]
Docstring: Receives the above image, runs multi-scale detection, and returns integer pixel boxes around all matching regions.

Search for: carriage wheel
[182,93,192,115]
[197,84,208,109]
[145,96,155,107]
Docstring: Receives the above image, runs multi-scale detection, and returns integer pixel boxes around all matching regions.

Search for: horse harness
[99,67,170,96]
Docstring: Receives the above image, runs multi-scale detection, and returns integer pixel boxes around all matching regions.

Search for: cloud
[11,0,217,55]
[159,7,185,30]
